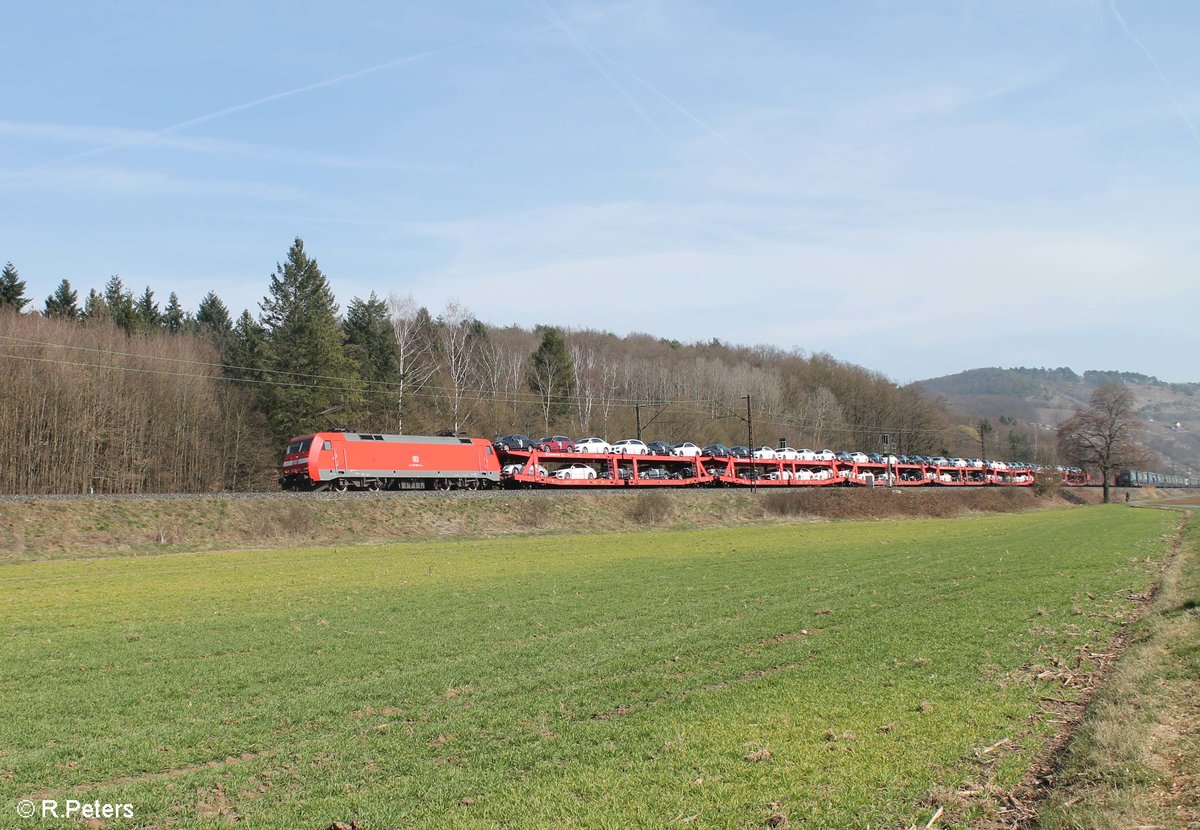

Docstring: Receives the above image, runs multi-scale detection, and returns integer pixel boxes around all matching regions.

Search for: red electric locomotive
[279,431,501,491]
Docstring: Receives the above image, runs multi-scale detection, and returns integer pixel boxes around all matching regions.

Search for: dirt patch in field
[1,487,1084,562]
[24,751,270,802]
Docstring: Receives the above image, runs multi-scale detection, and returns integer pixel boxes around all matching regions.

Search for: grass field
[0,506,1180,829]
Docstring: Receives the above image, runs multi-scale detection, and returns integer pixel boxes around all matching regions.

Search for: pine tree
[163,292,185,333]
[345,292,399,384]
[82,288,109,322]
[44,279,80,320]
[0,261,30,310]
[528,326,575,430]
[228,310,267,382]
[195,291,233,352]
[345,293,401,430]
[258,238,362,443]
[134,285,161,330]
[104,275,135,332]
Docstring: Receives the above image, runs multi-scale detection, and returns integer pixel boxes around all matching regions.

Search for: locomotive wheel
[365,480,380,492]
[331,478,348,493]
[436,479,452,491]
[465,479,479,491]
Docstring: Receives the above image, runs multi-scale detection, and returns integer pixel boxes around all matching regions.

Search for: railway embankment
[0,486,1141,563]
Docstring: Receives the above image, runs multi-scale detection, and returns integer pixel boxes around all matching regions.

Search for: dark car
[638,467,672,480]
[835,451,853,463]
[600,467,634,481]
[645,441,673,456]
[729,445,751,458]
[702,443,732,457]
[534,435,575,453]
[738,468,765,480]
[494,434,537,451]
[867,453,884,464]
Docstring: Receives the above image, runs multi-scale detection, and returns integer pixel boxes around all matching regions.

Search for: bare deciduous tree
[387,293,437,434]
[1057,384,1149,503]
[436,301,482,433]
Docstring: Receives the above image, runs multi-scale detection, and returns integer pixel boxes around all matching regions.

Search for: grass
[0,488,1072,562]
[1036,514,1199,829]
[0,506,1180,829]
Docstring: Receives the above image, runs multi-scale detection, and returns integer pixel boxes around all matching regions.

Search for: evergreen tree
[0,261,29,310]
[195,291,233,352]
[103,275,135,331]
[345,292,399,385]
[134,285,161,329]
[258,238,361,443]
[228,310,267,382]
[44,279,80,320]
[163,292,185,333]
[528,326,575,429]
[82,288,109,322]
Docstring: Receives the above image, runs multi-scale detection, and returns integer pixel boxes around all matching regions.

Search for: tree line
[2,241,981,494]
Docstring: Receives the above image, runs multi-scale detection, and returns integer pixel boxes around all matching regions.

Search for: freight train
[1115,469,1191,488]
[279,430,1092,492]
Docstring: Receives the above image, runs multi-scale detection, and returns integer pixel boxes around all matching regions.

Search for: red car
[534,435,576,453]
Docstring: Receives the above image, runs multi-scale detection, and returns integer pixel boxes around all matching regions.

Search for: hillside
[918,367,1200,476]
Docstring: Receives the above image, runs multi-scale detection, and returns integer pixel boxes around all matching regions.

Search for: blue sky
[2,0,1198,382]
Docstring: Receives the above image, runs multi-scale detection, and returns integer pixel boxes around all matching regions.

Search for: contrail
[526,0,687,164]
[593,48,755,163]
[6,41,478,178]
[1109,0,1200,147]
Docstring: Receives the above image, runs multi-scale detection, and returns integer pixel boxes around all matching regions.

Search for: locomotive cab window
[287,438,312,455]
[322,440,332,451]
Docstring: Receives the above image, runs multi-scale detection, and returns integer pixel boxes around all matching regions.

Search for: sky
[2,0,1198,384]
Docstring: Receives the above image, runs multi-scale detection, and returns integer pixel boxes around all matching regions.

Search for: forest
[1,240,965,494]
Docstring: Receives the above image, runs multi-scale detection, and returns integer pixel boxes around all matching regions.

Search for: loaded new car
[494,434,537,451]
[671,442,703,457]
[612,438,650,455]
[574,437,613,454]
[502,462,547,477]
[553,463,597,480]
[534,435,575,452]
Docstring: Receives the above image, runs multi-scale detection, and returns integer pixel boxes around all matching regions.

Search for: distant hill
[917,367,1200,477]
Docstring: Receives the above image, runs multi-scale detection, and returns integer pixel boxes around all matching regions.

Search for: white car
[574,437,612,454]
[796,448,817,461]
[553,463,597,480]
[849,452,869,464]
[751,446,777,459]
[776,447,800,460]
[815,449,836,461]
[766,470,794,480]
[612,438,650,455]
[502,462,548,477]
[671,442,703,457]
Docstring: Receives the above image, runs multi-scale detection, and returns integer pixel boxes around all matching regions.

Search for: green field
[0,507,1179,829]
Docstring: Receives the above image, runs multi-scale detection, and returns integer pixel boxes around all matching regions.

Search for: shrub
[627,492,672,524]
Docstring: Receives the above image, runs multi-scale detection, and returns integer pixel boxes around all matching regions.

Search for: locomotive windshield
[286,438,313,455]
